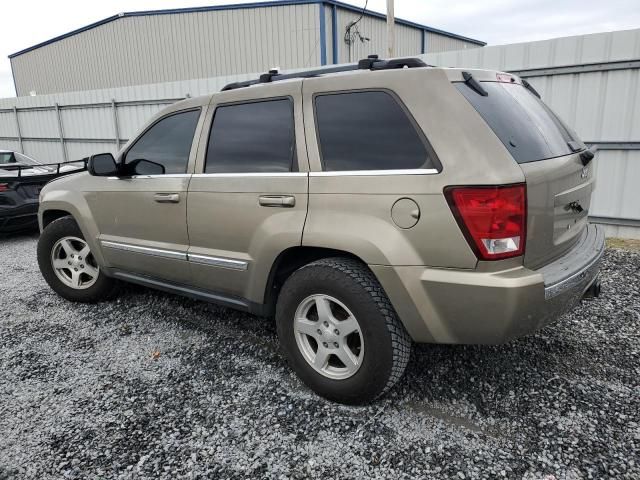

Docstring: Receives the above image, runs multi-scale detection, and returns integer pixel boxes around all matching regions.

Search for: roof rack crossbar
[221,55,431,91]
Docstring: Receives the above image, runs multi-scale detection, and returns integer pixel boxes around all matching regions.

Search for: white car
[0,150,83,177]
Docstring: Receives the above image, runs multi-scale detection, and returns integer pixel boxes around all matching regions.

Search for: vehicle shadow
[0,227,39,241]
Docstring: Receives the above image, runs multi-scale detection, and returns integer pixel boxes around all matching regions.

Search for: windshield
[0,152,16,164]
[14,152,40,165]
[455,81,585,163]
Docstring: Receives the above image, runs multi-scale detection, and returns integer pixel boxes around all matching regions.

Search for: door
[186,80,309,304]
[87,102,205,284]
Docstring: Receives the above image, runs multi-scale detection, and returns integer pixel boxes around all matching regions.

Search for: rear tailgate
[519,153,593,269]
[454,72,593,269]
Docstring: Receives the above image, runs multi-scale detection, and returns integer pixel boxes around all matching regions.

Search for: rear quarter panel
[301,68,525,268]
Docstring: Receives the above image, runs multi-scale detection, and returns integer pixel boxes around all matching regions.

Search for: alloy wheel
[293,294,364,380]
[50,236,99,290]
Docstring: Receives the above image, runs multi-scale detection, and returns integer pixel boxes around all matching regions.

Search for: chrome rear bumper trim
[543,225,605,300]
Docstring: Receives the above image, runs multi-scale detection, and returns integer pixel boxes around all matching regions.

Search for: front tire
[276,257,411,404]
[37,216,118,303]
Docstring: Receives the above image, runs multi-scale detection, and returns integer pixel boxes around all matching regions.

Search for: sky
[1,0,639,98]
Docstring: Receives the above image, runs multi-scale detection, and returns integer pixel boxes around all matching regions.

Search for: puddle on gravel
[403,400,504,439]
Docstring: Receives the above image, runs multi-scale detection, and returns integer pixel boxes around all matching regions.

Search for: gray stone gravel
[0,232,638,479]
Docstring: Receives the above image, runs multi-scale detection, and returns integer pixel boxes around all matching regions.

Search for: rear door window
[455,81,584,163]
[314,91,439,172]
[205,98,295,173]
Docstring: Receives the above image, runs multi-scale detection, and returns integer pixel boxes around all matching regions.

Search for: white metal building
[8,0,484,96]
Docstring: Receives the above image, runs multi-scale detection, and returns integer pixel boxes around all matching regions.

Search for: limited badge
[581,166,589,179]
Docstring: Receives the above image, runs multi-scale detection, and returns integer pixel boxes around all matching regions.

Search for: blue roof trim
[331,4,338,64]
[8,0,485,59]
[319,3,327,65]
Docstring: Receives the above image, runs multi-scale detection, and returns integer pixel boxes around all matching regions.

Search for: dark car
[0,150,85,233]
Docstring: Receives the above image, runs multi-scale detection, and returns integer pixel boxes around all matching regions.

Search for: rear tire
[37,216,118,303]
[276,257,411,404]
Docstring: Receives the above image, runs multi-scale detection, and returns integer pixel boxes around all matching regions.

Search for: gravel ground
[1,232,638,480]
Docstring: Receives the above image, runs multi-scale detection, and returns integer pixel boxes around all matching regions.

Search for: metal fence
[0,97,183,164]
[1,29,639,237]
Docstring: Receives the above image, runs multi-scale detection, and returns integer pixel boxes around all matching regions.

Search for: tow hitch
[583,278,602,299]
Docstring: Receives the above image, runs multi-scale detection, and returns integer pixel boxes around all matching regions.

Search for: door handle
[154,193,180,203]
[258,195,296,207]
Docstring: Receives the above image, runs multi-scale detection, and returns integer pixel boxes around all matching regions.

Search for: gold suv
[37,57,604,404]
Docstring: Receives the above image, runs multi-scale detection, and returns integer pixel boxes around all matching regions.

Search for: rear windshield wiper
[522,79,541,98]
[567,140,584,152]
[462,71,488,97]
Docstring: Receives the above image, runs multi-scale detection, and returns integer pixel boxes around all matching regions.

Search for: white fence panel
[61,106,114,140]
[0,139,21,152]
[117,103,170,140]
[591,151,640,220]
[66,141,118,160]
[23,140,64,163]
[17,109,59,138]
[0,111,17,138]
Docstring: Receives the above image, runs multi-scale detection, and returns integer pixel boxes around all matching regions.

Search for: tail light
[445,184,527,261]
[0,183,10,192]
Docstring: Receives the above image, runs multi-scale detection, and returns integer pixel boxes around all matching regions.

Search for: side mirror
[88,153,119,176]
[126,158,166,176]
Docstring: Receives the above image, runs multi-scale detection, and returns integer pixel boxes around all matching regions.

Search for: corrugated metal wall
[324,5,480,64]
[10,2,482,96]
[424,28,640,238]
[10,4,321,96]
[426,32,478,53]
[331,5,422,63]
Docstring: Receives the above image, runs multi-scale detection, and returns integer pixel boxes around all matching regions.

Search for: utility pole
[386,0,395,58]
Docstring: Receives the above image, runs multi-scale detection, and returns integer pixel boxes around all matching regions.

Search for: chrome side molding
[309,168,439,177]
[100,240,186,260]
[100,240,248,271]
[187,253,248,271]
[191,172,307,178]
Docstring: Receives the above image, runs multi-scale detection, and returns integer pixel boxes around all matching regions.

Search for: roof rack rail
[221,55,431,91]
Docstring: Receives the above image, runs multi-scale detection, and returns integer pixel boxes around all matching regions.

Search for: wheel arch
[261,246,368,317]
[41,209,74,230]
[39,197,106,268]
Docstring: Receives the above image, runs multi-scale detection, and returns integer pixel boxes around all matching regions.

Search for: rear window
[455,81,584,163]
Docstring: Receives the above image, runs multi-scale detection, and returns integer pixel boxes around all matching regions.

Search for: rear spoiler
[0,159,87,180]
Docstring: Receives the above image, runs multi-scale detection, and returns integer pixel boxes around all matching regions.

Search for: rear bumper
[373,224,605,344]
[541,224,605,300]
